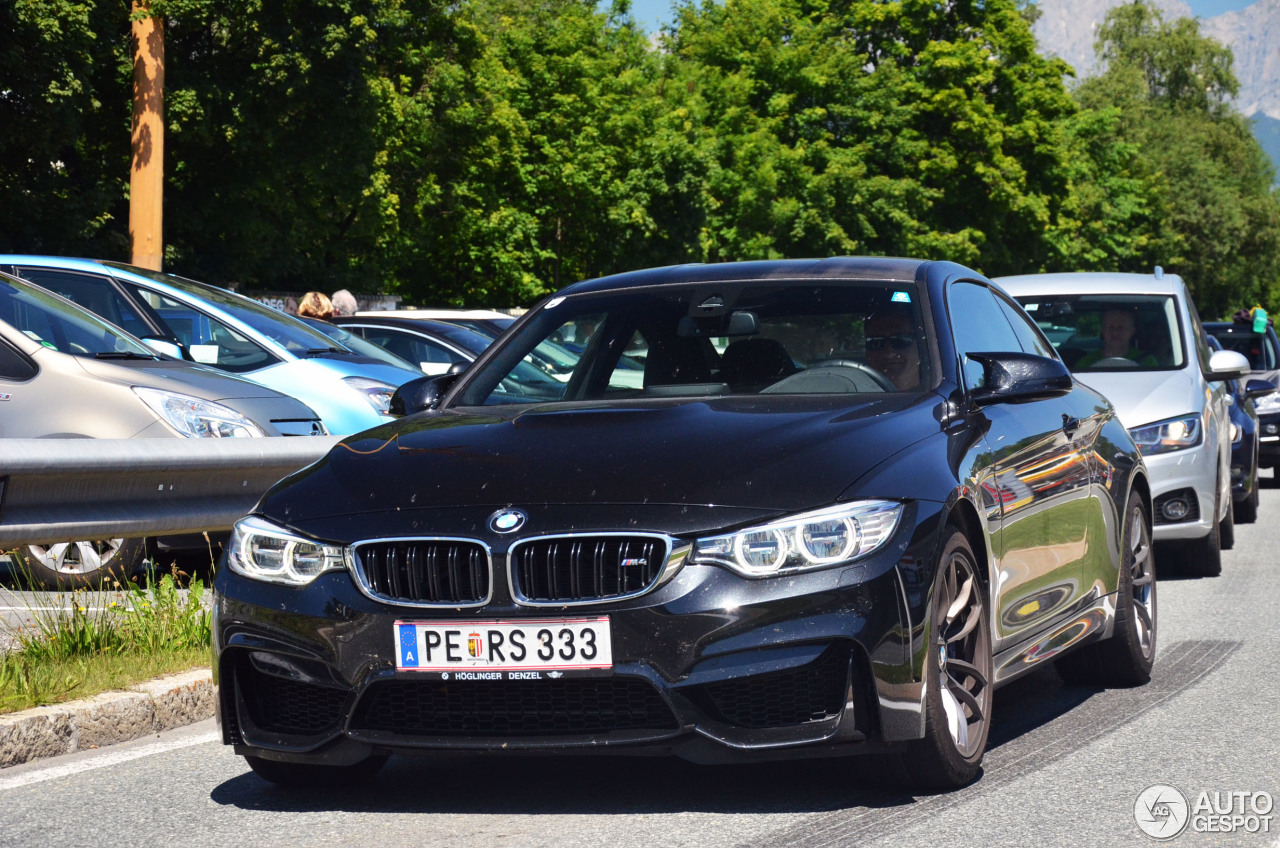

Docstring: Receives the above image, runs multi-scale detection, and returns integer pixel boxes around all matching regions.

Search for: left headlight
[1129,413,1203,455]
[691,501,903,577]
[226,515,346,586]
[133,387,265,438]
[343,376,397,415]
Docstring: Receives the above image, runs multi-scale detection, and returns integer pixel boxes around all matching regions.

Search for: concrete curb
[0,668,213,768]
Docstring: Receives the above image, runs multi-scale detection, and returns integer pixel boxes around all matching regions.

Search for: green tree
[1073,0,1280,317]
[666,0,1081,274]
[0,1,131,256]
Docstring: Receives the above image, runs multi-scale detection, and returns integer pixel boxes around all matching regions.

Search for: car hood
[258,394,941,524]
[1073,367,1203,429]
[78,356,298,401]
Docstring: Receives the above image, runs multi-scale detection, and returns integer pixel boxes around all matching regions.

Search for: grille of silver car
[272,419,328,436]
[353,539,490,605]
[509,535,669,603]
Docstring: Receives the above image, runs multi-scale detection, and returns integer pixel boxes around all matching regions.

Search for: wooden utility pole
[129,2,164,271]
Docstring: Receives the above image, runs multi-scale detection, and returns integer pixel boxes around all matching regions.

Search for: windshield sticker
[891,291,911,303]
[545,296,565,309]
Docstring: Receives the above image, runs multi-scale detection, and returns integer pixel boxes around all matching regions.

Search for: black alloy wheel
[892,529,993,790]
[1057,490,1156,686]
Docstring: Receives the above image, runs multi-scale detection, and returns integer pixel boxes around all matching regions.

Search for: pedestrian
[283,296,299,315]
[297,291,334,320]
[331,289,358,317]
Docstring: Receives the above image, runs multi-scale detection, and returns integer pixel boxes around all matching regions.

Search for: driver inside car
[1077,308,1157,368]
[864,305,921,390]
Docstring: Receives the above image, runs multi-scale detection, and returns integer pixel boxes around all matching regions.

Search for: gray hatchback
[0,271,325,587]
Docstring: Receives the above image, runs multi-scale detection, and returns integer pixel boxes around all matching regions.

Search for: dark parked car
[1205,319,1280,475]
[214,258,1155,791]
[1205,334,1274,524]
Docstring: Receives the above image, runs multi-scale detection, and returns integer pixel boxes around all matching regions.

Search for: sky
[624,0,1262,33]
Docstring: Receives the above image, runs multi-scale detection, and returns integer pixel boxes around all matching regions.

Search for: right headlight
[1129,413,1203,455]
[690,501,902,577]
[133,387,264,438]
[226,516,347,586]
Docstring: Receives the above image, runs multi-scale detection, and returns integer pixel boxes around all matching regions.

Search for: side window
[16,268,154,340]
[362,329,465,375]
[122,283,272,373]
[949,281,1023,390]
[0,340,36,381]
[994,291,1057,359]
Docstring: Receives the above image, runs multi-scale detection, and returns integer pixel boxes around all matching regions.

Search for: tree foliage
[1073,0,1280,317]
[1,0,1278,313]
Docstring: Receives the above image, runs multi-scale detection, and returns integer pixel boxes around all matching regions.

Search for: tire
[244,754,389,787]
[1184,488,1223,577]
[10,538,146,591]
[1219,491,1235,550]
[1235,479,1259,524]
[888,529,993,790]
[1056,491,1156,687]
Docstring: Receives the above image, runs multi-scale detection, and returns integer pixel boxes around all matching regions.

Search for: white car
[997,269,1249,576]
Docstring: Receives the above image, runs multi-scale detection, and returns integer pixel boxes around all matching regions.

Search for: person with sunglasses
[865,304,921,390]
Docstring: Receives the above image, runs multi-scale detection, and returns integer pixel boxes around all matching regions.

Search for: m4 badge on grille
[621,558,648,568]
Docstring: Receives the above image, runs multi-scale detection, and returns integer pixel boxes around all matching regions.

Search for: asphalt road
[2,489,1279,848]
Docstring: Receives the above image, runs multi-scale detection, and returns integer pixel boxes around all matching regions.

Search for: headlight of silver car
[343,376,397,415]
[133,387,265,438]
[1129,413,1203,455]
[691,501,902,577]
[227,516,346,586]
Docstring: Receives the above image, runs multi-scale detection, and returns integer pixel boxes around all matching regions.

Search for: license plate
[393,617,612,679]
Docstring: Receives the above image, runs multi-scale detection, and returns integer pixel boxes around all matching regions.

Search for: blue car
[0,256,422,434]
[1205,333,1275,524]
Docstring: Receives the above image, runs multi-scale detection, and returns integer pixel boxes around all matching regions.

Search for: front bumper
[212,502,947,765]
[1143,440,1219,541]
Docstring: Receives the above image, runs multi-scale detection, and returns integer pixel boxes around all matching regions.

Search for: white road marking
[0,730,220,791]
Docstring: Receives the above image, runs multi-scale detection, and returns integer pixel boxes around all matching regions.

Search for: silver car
[997,269,1249,576]
[0,271,325,588]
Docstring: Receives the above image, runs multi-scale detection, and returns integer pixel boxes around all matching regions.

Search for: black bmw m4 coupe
[213,257,1156,790]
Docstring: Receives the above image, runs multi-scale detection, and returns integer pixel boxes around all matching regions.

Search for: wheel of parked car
[244,754,389,787]
[1056,491,1156,687]
[890,529,993,789]
[1236,481,1259,524]
[11,538,146,590]
[1186,483,1224,577]
[1219,490,1235,551]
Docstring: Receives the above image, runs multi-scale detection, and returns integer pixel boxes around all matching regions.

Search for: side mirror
[967,351,1073,406]
[140,337,184,360]
[389,372,462,417]
[1245,378,1277,401]
[1207,349,1250,382]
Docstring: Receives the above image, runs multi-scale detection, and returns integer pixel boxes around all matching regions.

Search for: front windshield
[0,274,155,358]
[101,262,344,354]
[457,281,931,406]
[303,318,418,370]
[1014,295,1185,372]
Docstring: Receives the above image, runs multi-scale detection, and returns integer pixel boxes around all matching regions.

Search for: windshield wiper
[94,351,158,360]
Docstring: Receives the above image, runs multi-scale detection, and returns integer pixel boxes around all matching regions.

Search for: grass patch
[0,567,212,715]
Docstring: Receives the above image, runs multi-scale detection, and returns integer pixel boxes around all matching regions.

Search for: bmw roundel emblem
[488,508,527,534]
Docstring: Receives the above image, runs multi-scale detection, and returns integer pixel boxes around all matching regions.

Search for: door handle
[1062,414,1080,437]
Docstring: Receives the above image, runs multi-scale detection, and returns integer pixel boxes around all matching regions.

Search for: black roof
[557,257,934,297]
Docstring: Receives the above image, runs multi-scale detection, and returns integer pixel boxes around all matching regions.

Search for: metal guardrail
[0,437,340,546]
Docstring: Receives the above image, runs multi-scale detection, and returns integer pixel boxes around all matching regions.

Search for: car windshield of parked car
[456,281,932,405]
[0,274,156,358]
[1014,295,1186,372]
[101,262,346,355]
[301,317,418,370]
